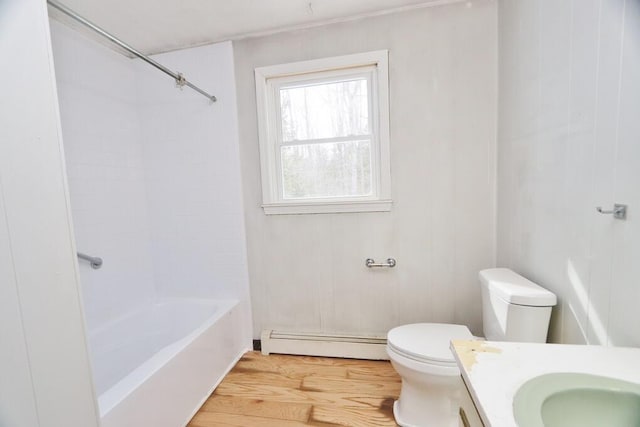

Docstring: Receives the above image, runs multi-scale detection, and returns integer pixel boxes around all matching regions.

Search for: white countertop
[450,340,640,427]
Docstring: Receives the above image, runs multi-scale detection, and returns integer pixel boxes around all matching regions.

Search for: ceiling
[48,0,460,55]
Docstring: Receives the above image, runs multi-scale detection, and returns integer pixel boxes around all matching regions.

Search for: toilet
[387,268,557,427]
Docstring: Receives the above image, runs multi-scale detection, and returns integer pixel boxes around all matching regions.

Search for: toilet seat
[387,323,473,365]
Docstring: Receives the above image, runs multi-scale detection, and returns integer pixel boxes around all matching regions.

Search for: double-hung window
[255,50,391,214]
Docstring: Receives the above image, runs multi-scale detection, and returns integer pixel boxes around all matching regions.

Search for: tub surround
[50,17,252,427]
[51,20,251,331]
[451,340,640,426]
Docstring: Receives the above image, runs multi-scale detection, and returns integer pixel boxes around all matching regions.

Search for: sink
[513,372,640,427]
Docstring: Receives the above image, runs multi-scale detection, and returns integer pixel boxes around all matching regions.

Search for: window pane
[281,140,372,199]
[280,78,369,142]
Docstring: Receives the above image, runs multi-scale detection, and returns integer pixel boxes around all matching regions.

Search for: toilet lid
[387,323,473,364]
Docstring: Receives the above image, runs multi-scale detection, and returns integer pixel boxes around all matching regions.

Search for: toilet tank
[479,268,557,343]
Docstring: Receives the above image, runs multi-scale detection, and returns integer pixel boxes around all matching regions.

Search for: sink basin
[513,373,640,427]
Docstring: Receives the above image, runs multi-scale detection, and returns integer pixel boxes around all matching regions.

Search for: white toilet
[387,268,557,427]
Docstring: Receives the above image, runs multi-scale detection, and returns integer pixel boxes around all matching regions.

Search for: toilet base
[393,400,415,427]
[392,385,463,427]
[393,401,463,427]
[389,352,464,427]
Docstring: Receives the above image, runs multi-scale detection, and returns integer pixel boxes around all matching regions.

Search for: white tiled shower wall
[51,21,251,332]
[135,45,249,302]
[52,21,155,329]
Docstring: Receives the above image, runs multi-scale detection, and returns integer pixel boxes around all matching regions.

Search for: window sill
[262,199,392,215]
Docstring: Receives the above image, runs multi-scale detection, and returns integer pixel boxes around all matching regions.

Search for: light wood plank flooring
[188,352,401,427]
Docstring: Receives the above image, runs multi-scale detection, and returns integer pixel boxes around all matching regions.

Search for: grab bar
[77,252,103,269]
[366,258,396,268]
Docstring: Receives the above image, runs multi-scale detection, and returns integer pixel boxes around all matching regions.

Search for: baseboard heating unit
[260,330,389,360]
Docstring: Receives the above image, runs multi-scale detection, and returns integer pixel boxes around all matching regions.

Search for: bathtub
[89,298,248,427]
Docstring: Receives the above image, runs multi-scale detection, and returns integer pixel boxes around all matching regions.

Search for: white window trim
[255,50,392,215]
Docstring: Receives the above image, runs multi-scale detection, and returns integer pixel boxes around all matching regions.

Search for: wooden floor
[188,352,401,427]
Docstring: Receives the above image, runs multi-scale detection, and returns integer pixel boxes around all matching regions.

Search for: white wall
[497,0,640,346]
[0,188,38,427]
[234,0,497,338]
[137,42,254,343]
[0,0,100,426]
[51,21,252,342]
[137,43,251,305]
[51,21,156,331]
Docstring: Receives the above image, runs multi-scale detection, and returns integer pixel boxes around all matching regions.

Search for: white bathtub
[89,298,247,427]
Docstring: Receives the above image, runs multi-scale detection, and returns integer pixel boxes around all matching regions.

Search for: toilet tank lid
[479,268,557,307]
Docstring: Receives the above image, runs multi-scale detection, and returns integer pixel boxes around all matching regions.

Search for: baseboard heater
[260,330,389,360]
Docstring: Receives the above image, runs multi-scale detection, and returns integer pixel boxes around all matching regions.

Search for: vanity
[450,340,640,427]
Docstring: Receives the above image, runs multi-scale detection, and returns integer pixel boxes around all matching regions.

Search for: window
[255,51,391,214]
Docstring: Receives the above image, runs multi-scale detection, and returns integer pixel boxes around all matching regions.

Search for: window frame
[255,50,392,215]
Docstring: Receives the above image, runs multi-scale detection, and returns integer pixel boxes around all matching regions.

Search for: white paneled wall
[609,0,640,347]
[235,1,497,338]
[0,186,38,427]
[497,0,640,346]
[1,0,99,424]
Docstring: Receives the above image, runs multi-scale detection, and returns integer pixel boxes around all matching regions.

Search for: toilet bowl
[387,268,557,427]
[387,323,473,427]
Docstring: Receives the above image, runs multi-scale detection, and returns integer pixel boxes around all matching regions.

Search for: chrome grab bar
[77,252,103,269]
[366,258,396,268]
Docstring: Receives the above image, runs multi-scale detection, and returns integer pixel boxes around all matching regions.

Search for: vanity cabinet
[460,378,484,427]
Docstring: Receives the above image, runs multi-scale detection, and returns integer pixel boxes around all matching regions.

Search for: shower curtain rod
[47,0,217,103]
